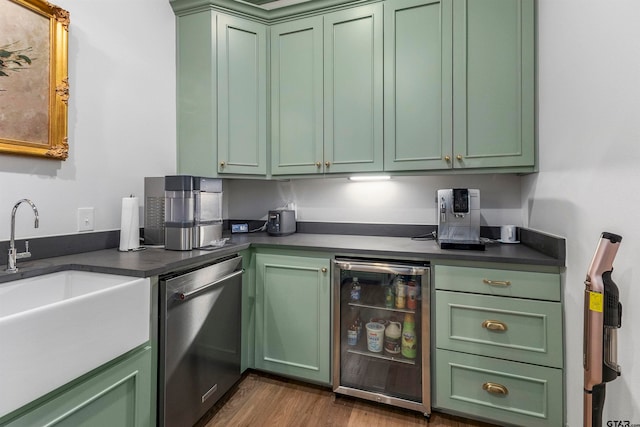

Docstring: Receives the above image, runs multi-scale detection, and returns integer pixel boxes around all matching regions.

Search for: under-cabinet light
[348,175,391,182]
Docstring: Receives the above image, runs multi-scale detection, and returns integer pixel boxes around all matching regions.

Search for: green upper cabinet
[217,14,268,175]
[384,0,453,172]
[271,17,324,175]
[174,0,535,176]
[452,0,535,169]
[175,9,267,177]
[385,0,534,172]
[323,4,384,174]
[271,4,384,176]
[175,9,217,177]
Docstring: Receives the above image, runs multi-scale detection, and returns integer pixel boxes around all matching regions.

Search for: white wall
[526,1,640,425]
[0,0,176,241]
[227,174,523,226]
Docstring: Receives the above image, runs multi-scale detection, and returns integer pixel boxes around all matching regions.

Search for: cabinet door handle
[444,155,451,162]
[316,161,322,168]
[321,267,327,273]
[482,278,511,287]
[325,161,331,168]
[482,382,509,396]
[219,161,226,168]
[456,154,463,161]
[482,320,508,331]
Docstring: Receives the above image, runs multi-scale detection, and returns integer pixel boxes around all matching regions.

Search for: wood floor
[197,371,499,427]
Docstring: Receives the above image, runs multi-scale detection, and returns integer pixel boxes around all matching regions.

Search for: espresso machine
[436,188,484,250]
[584,232,623,427]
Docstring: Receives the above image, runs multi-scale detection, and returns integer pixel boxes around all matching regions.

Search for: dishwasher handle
[176,269,244,301]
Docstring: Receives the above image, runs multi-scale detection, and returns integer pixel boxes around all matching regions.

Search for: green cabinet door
[217,14,268,175]
[271,17,324,176]
[255,253,331,384]
[434,349,563,427]
[384,0,453,171]
[1,345,153,427]
[175,10,218,177]
[324,4,384,174]
[452,0,535,169]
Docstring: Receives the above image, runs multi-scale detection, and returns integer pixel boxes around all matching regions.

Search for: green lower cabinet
[255,253,331,384]
[433,264,564,426]
[435,290,563,368]
[434,349,563,427]
[1,345,153,427]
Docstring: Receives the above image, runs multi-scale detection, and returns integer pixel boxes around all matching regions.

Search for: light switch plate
[78,207,94,231]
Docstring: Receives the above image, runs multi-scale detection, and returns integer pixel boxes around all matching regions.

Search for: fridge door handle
[334,260,428,276]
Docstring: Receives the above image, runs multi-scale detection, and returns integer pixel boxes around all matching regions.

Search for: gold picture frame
[0,0,69,160]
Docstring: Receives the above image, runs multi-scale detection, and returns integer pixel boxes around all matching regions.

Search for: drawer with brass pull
[434,349,563,427]
[434,265,561,301]
[435,290,563,368]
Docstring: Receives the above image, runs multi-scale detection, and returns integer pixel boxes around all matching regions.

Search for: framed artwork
[0,0,69,160]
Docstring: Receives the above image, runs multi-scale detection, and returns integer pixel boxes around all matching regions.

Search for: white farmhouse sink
[0,270,150,418]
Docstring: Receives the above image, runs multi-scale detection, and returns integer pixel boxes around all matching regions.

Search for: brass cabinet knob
[456,154,463,161]
[482,278,511,287]
[219,161,226,168]
[325,161,331,168]
[321,267,327,273]
[481,319,508,331]
[316,161,322,168]
[444,155,451,162]
[482,382,509,395]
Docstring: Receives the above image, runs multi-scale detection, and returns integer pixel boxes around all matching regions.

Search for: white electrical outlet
[78,207,94,231]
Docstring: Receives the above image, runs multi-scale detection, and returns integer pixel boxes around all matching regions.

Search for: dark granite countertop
[0,232,563,284]
[0,242,250,284]
[230,233,563,267]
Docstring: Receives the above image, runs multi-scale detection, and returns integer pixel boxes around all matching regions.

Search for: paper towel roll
[119,196,140,251]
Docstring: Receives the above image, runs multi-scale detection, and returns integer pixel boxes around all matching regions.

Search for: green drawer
[434,265,561,301]
[434,349,563,427]
[435,291,563,368]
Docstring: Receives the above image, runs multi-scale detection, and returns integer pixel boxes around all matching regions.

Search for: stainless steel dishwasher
[159,254,243,427]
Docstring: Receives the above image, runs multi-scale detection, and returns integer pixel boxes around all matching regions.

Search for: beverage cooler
[332,258,430,416]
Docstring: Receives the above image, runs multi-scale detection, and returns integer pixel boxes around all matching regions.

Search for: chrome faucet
[6,199,40,273]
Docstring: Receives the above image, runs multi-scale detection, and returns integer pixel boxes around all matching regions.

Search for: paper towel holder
[118,195,146,252]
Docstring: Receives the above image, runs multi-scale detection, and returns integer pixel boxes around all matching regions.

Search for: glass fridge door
[333,259,430,411]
